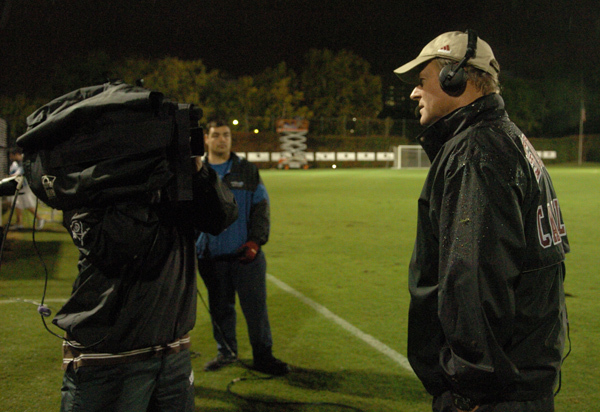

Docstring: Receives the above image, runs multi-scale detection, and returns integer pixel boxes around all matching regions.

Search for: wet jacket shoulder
[408,93,569,404]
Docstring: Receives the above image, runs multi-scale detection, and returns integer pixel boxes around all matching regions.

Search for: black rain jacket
[408,93,569,404]
[53,165,238,353]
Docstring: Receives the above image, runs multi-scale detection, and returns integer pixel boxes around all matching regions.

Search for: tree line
[1,48,598,146]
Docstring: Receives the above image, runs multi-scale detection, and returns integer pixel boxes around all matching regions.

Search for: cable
[226,375,368,411]
[28,199,71,341]
[0,176,23,272]
[0,188,59,333]
[554,309,572,397]
[0,190,69,342]
[31,199,51,316]
[196,286,369,412]
[25,198,109,350]
[196,288,238,360]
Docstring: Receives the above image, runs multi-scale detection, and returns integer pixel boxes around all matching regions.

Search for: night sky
[1,0,599,96]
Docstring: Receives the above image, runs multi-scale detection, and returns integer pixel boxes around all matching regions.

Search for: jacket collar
[203,151,240,167]
[416,93,506,161]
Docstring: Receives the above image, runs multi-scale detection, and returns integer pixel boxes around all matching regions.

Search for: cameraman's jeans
[198,250,274,360]
[60,349,194,412]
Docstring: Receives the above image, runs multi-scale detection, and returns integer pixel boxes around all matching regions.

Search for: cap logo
[438,45,451,53]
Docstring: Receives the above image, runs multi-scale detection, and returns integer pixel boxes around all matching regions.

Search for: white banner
[316,152,336,161]
[336,152,356,161]
[376,152,394,161]
[247,152,270,162]
[357,152,376,161]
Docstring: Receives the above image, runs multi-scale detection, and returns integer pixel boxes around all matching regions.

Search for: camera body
[16,82,204,210]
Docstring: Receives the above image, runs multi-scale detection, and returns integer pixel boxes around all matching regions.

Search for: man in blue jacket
[197,119,289,376]
[395,31,569,412]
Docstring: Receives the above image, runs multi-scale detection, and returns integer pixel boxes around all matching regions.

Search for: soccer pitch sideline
[0,167,598,411]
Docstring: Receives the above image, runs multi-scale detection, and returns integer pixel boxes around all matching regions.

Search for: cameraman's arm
[189,162,238,235]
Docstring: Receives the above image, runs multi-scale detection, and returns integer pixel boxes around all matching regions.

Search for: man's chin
[419,113,438,126]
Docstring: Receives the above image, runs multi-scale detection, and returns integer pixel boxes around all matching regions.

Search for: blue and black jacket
[197,152,270,258]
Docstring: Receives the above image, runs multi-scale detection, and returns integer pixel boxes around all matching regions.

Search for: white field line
[0,298,67,305]
[3,277,414,373]
[267,273,414,374]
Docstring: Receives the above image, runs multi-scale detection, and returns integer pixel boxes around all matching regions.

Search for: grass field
[0,166,599,411]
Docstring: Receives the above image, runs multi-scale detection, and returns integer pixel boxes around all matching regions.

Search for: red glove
[237,241,259,263]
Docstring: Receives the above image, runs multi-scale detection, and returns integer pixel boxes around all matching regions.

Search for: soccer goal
[393,145,431,169]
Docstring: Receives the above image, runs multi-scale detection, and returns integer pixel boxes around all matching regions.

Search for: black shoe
[252,356,289,376]
[204,353,237,371]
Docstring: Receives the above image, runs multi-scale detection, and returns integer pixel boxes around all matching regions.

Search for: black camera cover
[16,82,203,210]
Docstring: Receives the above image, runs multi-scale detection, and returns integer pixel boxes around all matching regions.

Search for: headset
[439,29,478,96]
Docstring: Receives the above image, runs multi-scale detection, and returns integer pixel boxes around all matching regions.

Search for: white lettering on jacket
[536,199,567,248]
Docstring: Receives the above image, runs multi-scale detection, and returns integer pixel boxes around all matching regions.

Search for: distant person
[196,119,289,376]
[394,30,569,411]
[8,147,45,230]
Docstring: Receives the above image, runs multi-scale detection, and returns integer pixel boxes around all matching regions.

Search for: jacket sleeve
[248,172,270,245]
[435,144,528,402]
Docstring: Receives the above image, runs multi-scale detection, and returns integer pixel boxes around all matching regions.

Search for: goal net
[393,145,431,169]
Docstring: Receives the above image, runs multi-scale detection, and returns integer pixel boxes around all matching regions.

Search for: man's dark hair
[205,119,229,131]
[9,147,23,155]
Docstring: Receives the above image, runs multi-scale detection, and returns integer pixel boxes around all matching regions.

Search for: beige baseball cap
[394,31,500,85]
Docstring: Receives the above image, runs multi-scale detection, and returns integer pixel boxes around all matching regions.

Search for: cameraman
[57,157,237,412]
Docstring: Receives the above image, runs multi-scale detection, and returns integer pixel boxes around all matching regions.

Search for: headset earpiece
[439,29,478,96]
[439,63,468,96]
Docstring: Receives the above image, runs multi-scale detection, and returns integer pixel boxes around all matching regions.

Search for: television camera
[16,81,204,210]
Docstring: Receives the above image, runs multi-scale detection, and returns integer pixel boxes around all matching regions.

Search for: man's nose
[410,87,421,101]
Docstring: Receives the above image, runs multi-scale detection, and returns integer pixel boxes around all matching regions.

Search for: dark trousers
[198,250,274,360]
[433,391,554,412]
[60,349,194,412]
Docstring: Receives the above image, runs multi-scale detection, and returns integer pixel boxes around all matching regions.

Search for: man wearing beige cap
[396,31,569,412]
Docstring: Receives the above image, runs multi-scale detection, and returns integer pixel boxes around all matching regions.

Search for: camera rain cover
[16,81,198,210]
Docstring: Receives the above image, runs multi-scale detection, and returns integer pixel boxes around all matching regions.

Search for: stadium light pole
[578,76,586,166]
[578,98,585,166]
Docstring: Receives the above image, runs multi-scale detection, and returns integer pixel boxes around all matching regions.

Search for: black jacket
[54,165,238,353]
[408,94,569,404]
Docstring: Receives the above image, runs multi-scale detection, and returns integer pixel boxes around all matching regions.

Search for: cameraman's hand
[237,241,259,263]
[193,156,203,172]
